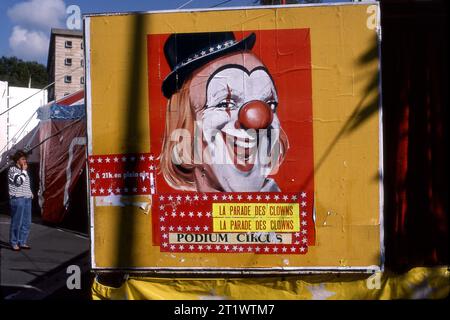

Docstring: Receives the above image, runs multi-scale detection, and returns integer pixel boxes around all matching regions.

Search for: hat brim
[162,32,256,99]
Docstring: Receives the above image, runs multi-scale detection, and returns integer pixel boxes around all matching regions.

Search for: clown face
[187,52,286,192]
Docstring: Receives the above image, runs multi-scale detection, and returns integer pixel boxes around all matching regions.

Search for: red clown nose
[236,100,273,130]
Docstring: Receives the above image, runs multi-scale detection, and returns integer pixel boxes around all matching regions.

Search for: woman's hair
[11,150,27,163]
[159,78,289,191]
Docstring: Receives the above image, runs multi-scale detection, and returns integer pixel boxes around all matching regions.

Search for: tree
[0,56,48,89]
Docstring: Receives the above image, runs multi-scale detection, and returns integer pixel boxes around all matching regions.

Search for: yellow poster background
[86,3,382,270]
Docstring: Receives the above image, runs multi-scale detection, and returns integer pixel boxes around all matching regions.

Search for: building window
[64,75,72,83]
[64,58,72,66]
[80,77,85,84]
[65,40,73,48]
[80,59,84,67]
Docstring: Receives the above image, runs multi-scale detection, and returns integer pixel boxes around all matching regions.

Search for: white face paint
[200,66,282,192]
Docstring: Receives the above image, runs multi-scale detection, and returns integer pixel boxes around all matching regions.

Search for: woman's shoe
[20,244,31,250]
[11,244,20,251]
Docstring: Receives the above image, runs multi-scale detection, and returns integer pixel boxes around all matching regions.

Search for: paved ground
[0,213,91,299]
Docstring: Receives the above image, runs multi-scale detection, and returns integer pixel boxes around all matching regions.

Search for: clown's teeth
[234,139,257,148]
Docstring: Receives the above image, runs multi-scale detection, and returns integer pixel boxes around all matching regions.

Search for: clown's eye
[216,100,237,110]
[267,100,278,113]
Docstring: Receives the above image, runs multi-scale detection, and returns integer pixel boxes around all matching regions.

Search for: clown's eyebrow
[205,64,272,91]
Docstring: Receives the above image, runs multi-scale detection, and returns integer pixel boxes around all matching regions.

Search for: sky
[0,0,350,66]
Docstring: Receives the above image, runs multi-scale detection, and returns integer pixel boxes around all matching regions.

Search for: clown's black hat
[162,31,256,99]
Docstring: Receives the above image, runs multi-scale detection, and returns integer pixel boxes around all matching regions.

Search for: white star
[256,195,262,201]
[202,194,208,201]
[99,188,105,194]
[302,221,307,226]
[178,245,184,251]
[282,247,287,252]
[215,245,221,250]
[213,195,218,200]
[90,168,95,173]
[168,195,173,201]
[105,157,110,163]
[113,157,119,162]
[162,242,168,247]
[302,238,308,243]
[159,205,164,210]
[216,44,222,49]
[149,155,154,161]
[301,211,307,217]
[295,232,300,237]
[91,179,96,184]
[198,245,203,250]
[91,188,97,193]
[265,195,271,200]
[188,212,194,218]
[176,195,182,201]
[232,245,238,251]
[197,212,203,218]
[115,188,120,193]
[273,247,278,252]
[160,226,165,231]
[228,195,233,200]
[194,225,200,231]
[200,50,206,55]
[291,195,298,201]
[282,195,289,201]
[247,195,253,200]
[264,246,270,252]
[189,245,195,250]
[142,186,147,192]
[185,195,191,201]
[185,226,192,231]
[89,158,95,163]
[206,245,212,251]
[300,247,306,252]
[290,246,296,252]
[237,195,242,200]
[140,155,145,161]
[159,195,165,201]
[301,192,307,198]
[255,247,261,252]
[302,229,308,234]
[97,158,103,163]
[169,226,174,231]
[149,165,154,170]
[171,212,177,218]
[301,201,307,207]
[203,226,209,231]
[209,47,214,52]
[274,195,280,200]
[179,212,185,218]
[162,233,168,238]
[223,245,229,251]
[170,245,175,250]
[222,195,227,201]
[193,194,199,201]
[247,246,253,252]
[205,212,211,218]
[238,246,244,252]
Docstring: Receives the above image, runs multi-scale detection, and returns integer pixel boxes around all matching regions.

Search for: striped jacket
[8,165,33,198]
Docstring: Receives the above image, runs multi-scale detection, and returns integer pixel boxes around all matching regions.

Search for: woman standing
[8,150,33,251]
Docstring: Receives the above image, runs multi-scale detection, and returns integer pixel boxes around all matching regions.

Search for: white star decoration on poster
[156,191,312,254]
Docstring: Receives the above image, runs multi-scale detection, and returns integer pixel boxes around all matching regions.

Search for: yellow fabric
[92,267,449,300]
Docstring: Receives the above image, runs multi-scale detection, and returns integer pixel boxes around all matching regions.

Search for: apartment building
[47,28,84,101]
